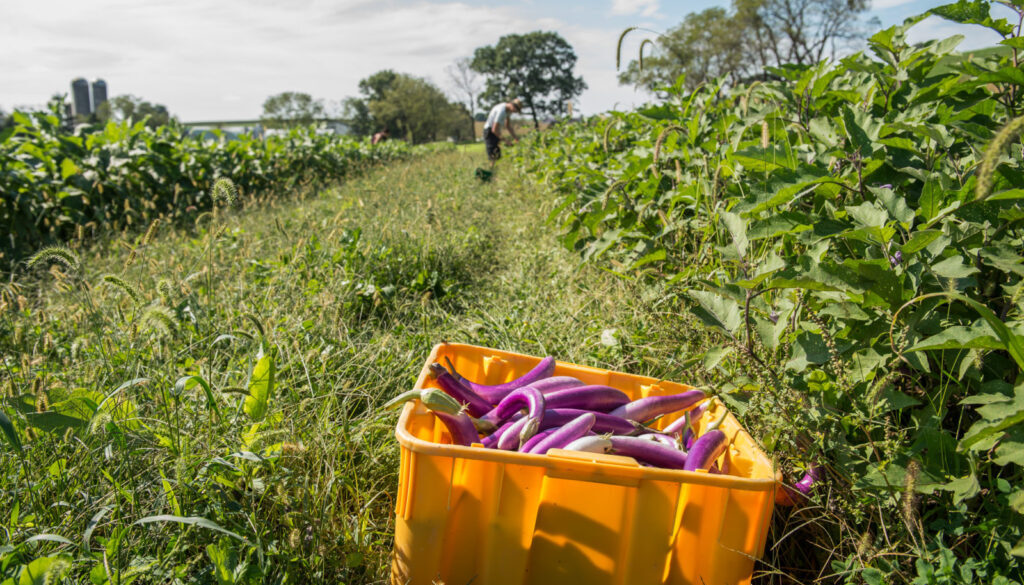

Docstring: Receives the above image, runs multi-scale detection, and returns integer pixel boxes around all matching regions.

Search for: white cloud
[870,0,919,9]
[0,0,643,119]
[610,0,659,17]
[905,15,1003,51]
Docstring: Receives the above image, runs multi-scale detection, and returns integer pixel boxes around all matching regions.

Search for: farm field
[0,150,703,583]
[3,4,1024,584]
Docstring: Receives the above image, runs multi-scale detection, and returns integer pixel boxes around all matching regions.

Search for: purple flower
[889,251,902,268]
[769,310,779,324]
[879,184,893,190]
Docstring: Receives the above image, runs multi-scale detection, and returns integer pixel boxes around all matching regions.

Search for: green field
[1,151,697,583]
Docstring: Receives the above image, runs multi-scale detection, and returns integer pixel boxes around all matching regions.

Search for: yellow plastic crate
[391,343,780,585]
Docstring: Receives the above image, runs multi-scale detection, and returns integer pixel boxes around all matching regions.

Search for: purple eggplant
[610,390,707,423]
[526,376,587,394]
[444,355,556,403]
[662,401,708,436]
[683,429,729,472]
[433,411,480,447]
[480,419,516,448]
[497,408,638,450]
[527,413,597,454]
[479,386,546,427]
[609,437,689,469]
[541,409,637,435]
[792,464,822,495]
[496,415,534,450]
[545,386,630,413]
[563,436,612,454]
[637,433,681,450]
[519,428,559,453]
[429,363,492,418]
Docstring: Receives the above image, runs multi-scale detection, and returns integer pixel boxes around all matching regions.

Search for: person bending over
[482,98,522,167]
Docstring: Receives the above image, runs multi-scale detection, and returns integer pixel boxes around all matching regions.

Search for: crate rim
[395,342,783,493]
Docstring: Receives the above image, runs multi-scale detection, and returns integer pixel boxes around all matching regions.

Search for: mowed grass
[0,151,710,583]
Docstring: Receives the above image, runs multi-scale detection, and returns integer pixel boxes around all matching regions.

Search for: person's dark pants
[484,128,501,162]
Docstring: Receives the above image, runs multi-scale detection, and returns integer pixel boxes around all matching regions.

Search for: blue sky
[0,0,1013,121]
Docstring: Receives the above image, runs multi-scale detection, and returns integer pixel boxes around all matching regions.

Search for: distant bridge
[181,118,352,129]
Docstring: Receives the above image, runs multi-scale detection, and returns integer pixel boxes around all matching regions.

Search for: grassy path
[1,151,698,583]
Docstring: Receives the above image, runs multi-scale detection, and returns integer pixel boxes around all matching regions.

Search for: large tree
[363,73,470,143]
[472,31,587,129]
[619,0,873,92]
[735,0,873,68]
[341,96,375,137]
[260,92,325,128]
[95,95,173,128]
[619,7,748,93]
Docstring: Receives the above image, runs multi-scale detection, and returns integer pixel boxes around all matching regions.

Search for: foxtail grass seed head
[976,114,1024,201]
[212,178,239,205]
[615,26,638,70]
[123,248,138,271]
[101,274,143,305]
[89,412,113,435]
[157,279,175,305]
[35,384,50,413]
[638,38,653,70]
[761,121,770,149]
[902,460,920,525]
[142,218,161,245]
[143,305,177,336]
[27,246,80,273]
[857,530,874,557]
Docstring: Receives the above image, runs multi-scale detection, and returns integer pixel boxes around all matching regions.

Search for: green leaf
[931,256,978,279]
[939,473,980,503]
[21,534,74,547]
[244,349,275,422]
[720,211,748,258]
[207,541,238,585]
[9,554,72,585]
[134,515,249,543]
[175,375,222,421]
[862,567,884,585]
[917,177,954,222]
[0,409,21,452]
[59,158,79,179]
[842,106,881,155]
[994,428,1024,466]
[1010,490,1024,514]
[687,290,742,336]
[901,230,942,254]
[877,387,922,412]
[929,0,1014,35]
[846,202,888,228]
[907,323,1004,353]
[82,507,110,554]
[962,382,1024,452]
[1013,537,1024,558]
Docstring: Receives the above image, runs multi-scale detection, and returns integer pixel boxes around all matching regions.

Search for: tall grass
[0,151,697,583]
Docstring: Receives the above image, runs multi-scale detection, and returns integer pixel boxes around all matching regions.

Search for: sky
[0,0,1013,121]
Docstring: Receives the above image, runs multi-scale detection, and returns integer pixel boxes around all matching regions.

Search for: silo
[91,79,108,111]
[71,78,91,116]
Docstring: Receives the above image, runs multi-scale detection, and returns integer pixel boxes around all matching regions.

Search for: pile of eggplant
[386,356,734,474]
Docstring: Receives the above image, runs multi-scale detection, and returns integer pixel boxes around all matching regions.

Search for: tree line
[4,2,877,143]
[263,31,587,144]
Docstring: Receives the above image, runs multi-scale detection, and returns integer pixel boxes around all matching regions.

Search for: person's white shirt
[484,103,508,134]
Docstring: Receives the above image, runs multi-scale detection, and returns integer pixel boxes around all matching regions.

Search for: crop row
[518,11,1024,582]
[0,107,417,269]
